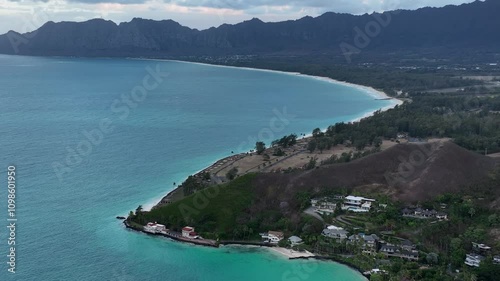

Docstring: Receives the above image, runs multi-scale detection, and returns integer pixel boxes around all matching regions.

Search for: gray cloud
[42,0,476,14]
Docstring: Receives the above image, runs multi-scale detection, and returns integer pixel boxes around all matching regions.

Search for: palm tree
[135,205,143,215]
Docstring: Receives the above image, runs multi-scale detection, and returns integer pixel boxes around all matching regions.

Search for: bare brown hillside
[251,140,498,207]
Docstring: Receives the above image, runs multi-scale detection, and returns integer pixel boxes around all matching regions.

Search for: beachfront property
[322,225,349,240]
[288,236,303,246]
[310,197,337,214]
[144,222,158,234]
[144,222,167,234]
[465,253,485,267]
[182,226,198,239]
[261,231,285,244]
[341,195,375,212]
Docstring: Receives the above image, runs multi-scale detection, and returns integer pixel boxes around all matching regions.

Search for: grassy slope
[139,174,256,236]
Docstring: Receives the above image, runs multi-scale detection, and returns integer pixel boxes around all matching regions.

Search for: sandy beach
[136,58,404,211]
[269,247,316,259]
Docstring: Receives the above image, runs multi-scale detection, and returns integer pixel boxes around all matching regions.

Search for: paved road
[335,215,354,226]
[303,207,325,223]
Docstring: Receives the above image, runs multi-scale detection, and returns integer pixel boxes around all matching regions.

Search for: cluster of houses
[260,231,304,246]
[402,207,448,220]
[464,242,500,267]
[320,224,420,260]
[311,195,376,214]
[144,223,200,239]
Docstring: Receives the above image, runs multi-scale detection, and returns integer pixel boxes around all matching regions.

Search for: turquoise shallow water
[0,55,393,280]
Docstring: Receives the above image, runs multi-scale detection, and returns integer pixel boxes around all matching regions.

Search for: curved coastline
[136,57,402,105]
[135,58,403,211]
[127,59,394,280]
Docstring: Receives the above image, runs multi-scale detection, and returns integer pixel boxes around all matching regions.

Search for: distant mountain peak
[0,0,497,58]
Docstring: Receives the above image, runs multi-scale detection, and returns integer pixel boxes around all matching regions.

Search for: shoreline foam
[132,58,403,213]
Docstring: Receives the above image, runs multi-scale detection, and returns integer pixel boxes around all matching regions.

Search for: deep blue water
[0,55,394,281]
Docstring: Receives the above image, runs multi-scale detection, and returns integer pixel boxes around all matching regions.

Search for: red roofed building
[182,226,195,238]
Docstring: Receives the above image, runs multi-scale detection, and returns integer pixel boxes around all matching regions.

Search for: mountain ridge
[0,0,499,58]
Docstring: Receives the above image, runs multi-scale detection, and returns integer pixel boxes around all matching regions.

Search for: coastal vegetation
[128,60,500,279]
[305,91,500,154]
[128,49,500,280]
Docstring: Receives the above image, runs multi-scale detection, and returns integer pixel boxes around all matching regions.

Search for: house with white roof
[472,242,491,251]
[322,226,349,240]
[465,253,485,267]
[341,195,375,212]
[261,231,285,244]
[144,222,158,234]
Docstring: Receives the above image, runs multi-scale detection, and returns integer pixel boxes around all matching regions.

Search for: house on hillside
[341,195,376,212]
[436,212,448,220]
[349,233,380,254]
[311,197,337,214]
[322,226,349,240]
[402,207,446,220]
[379,242,419,261]
[493,255,500,264]
[380,244,398,256]
[465,253,485,267]
[472,242,491,253]
[401,239,416,251]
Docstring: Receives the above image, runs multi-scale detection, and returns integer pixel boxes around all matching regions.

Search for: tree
[226,167,238,180]
[477,258,500,281]
[426,252,439,265]
[305,158,317,170]
[135,205,143,215]
[255,141,266,155]
[312,128,322,138]
[469,207,476,218]
[374,137,383,148]
[307,140,317,153]
[488,214,498,226]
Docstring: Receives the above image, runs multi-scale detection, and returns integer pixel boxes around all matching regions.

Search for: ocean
[0,55,395,281]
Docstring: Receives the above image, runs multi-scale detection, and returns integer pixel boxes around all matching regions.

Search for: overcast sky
[0,0,475,34]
